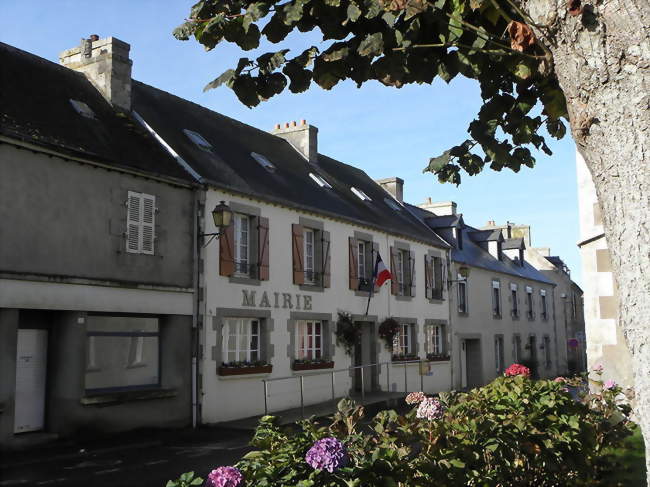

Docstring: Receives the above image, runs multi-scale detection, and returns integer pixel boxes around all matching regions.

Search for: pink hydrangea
[405,391,426,405]
[603,379,617,390]
[416,397,444,420]
[554,376,566,383]
[504,363,531,378]
[592,364,604,373]
[207,466,243,487]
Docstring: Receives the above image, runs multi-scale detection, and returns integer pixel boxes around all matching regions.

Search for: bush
[172,368,635,487]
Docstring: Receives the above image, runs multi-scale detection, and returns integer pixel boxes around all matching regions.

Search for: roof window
[309,172,332,189]
[351,187,372,201]
[384,197,401,211]
[251,152,276,172]
[183,129,213,152]
[69,99,95,119]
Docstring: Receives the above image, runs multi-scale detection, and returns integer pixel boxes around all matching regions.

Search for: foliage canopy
[174,0,570,184]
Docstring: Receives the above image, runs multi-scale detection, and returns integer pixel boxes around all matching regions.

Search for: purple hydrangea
[305,437,349,473]
[207,466,243,487]
[603,379,618,391]
[416,397,444,420]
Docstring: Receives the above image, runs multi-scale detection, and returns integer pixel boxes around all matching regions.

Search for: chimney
[418,198,457,215]
[272,119,318,164]
[59,36,133,112]
[376,177,404,204]
[486,219,496,226]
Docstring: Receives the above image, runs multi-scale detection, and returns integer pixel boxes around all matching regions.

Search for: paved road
[0,427,253,487]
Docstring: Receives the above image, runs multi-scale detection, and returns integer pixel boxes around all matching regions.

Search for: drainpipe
[551,286,560,376]
[191,189,202,428]
[447,255,455,390]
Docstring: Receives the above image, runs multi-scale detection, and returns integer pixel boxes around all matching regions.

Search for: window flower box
[292,360,335,371]
[391,354,420,363]
[426,354,451,362]
[218,363,272,376]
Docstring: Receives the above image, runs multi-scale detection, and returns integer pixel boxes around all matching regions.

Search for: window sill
[457,310,469,316]
[428,298,445,304]
[493,313,502,320]
[427,355,451,362]
[292,361,334,371]
[81,388,177,406]
[391,356,421,364]
[300,284,325,293]
[229,276,261,286]
[395,295,413,302]
[218,365,272,376]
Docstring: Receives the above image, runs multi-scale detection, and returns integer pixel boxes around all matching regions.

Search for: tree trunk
[521,0,650,479]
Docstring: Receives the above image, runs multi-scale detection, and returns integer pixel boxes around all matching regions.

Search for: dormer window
[251,152,276,172]
[309,172,332,189]
[183,129,212,152]
[69,99,95,119]
[351,187,372,201]
[384,197,401,211]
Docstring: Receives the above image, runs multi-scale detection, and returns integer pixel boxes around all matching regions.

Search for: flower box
[292,361,335,371]
[218,364,272,376]
[427,355,451,362]
[392,355,420,363]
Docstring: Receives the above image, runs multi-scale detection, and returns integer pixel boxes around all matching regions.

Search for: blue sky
[0,1,582,284]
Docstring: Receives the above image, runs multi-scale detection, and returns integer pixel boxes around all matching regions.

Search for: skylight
[309,172,332,189]
[384,197,401,211]
[69,99,95,119]
[251,152,276,172]
[351,187,372,201]
[183,129,213,152]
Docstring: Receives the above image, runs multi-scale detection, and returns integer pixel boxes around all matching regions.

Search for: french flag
[373,253,392,287]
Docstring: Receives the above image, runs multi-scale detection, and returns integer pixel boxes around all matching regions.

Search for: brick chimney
[418,198,457,215]
[376,177,404,204]
[272,120,318,164]
[59,36,132,112]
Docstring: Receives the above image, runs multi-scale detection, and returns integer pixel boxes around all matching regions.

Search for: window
[458,280,467,313]
[571,293,577,318]
[513,334,522,363]
[233,213,250,276]
[526,286,534,319]
[495,335,505,374]
[183,129,213,151]
[296,320,322,360]
[85,317,159,392]
[223,318,261,363]
[492,280,501,317]
[540,289,548,320]
[358,241,367,280]
[426,256,444,300]
[510,284,519,318]
[309,172,332,189]
[304,228,316,284]
[384,197,401,211]
[396,250,408,295]
[425,324,446,358]
[351,187,372,201]
[69,99,95,119]
[543,336,552,368]
[393,323,414,357]
[126,191,155,255]
[251,152,276,172]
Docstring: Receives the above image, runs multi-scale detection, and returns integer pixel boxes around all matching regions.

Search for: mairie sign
[241,289,313,310]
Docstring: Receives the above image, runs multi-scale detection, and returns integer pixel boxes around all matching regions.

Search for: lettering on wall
[241,289,312,310]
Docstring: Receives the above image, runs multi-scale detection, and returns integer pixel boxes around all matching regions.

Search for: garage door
[14,329,48,433]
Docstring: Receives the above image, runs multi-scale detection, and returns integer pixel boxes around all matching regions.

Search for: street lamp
[200,201,233,245]
[448,265,471,285]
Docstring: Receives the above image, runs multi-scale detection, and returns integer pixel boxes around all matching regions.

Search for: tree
[174,0,649,478]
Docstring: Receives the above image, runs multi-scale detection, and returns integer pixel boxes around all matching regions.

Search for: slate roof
[503,238,525,250]
[468,229,503,242]
[132,81,448,248]
[0,42,193,183]
[425,214,463,229]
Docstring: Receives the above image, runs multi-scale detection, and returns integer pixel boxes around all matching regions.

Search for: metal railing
[261,359,428,417]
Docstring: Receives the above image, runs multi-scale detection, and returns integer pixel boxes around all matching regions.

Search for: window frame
[126,191,156,255]
[425,323,446,358]
[358,240,367,280]
[458,280,468,313]
[540,290,548,320]
[222,317,262,364]
[233,213,251,277]
[296,320,323,360]
[492,280,501,317]
[543,335,552,369]
[495,335,505,374]
[526,287,534,319]
[303,228,316,284]
[393,323,414,357]
[396,249,408,296]
[513,334,522,363]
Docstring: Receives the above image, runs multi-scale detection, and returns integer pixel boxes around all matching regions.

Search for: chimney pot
[89,34,99,41]
[291,120,297,127]
[275,123,281,130]
[285,122,290,128]
[272,119,319,164]
[301,119,306,125]
[375,177,404,204]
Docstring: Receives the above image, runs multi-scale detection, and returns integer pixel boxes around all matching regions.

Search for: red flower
[504,363,531,377]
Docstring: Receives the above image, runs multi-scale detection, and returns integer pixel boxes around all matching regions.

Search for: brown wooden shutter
[424,255,433,299]
[322,231,331,288]
[257,217,270,281]
[433,257,443,299]
[390,246,398,295]
[348,236,358,290]
[372,242,380,292]
[219,223,235,276]
[292,223,304,285]
[409,250,416,297]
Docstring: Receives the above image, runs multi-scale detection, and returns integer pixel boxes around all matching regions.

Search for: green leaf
[283,0,306,24]
[203,69,236,92]
[358,32,384,57]
[257,49,290,73]
[363,0,382,19]
[190,478,203,486]
[232,74,261,107]
[425,150,452,173]
[347,2,362,22]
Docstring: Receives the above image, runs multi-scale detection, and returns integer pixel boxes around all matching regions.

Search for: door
[460,340,468,389]
[462,339,482,389]
[14,329,48,433]
[353,322,377,393]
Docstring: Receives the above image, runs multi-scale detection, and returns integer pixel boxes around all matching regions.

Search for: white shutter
[141,194,155,255]
[126,191,142,253]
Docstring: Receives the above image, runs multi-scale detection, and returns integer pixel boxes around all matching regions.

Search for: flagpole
[365,251,377,316]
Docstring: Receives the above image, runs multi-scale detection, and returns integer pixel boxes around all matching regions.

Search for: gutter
[576,233,605,248]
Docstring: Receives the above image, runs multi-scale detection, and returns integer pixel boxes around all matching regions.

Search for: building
[576,152,633,388]
[0,40,196,448]
[411,200,561,387]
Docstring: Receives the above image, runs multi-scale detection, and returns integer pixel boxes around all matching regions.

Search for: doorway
[14,329,48,433]
[460,338,482,389]
[352,321,378,393]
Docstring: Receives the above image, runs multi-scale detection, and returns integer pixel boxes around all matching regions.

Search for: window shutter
[424,255,433,299]
[322,231,331,288]
[409,250,416,297]
[372,242,380,292]
[348,237,358,290]
[389,246,399,295]
[292,224,305,285]
[219,222,235,276]
[141,194,155,255]
[126,192,142,253]
[257,217,270,281]
[433,257,443,299]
